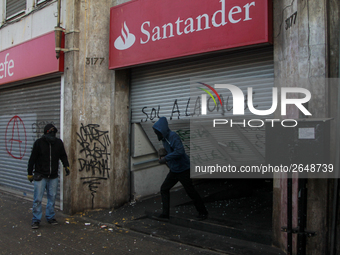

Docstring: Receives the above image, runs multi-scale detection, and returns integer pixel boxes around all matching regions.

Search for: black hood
[44,124,58,134]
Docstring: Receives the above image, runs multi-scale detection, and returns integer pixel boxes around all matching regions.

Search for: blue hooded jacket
[152,117,190,173]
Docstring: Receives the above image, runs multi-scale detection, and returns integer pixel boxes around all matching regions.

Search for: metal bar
[297,178,308,255]
[57,0,61,27]
[60,75,64,211]
[133,158,159,166]
[330,20,340,254]
[287,176,293,255]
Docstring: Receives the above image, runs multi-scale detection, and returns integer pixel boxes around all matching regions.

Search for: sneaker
[31,222,40,229]
[48,219,58,225]
[196,212,208,221]
[152,214,169,222]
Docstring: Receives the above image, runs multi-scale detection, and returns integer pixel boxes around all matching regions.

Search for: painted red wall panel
[0,31,64,86]
[109,0,272,69]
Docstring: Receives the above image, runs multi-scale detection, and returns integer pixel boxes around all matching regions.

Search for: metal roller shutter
[131,46,274,123]
[131,46,274,167]
[0,78,61,203]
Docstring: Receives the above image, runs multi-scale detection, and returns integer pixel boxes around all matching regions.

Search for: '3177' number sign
[86,57,105,65]
[285,11,297,30]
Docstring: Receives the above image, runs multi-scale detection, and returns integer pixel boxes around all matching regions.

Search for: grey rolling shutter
[6,0,26,19]
[131,46,274,124]
[130,46,273,166]
[0,78,61,203]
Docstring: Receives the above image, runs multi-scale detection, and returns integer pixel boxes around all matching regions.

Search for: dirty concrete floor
[80,179,283,255]
[0,191,225,255]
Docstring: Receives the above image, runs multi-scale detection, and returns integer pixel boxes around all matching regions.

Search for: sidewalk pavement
[0,190,223,255]
[0,179,284,255]
[81,179,284,255]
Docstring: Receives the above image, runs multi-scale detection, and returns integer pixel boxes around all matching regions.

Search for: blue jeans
[32,177,58,223]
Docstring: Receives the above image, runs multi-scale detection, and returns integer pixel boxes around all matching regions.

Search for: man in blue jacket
[27,124,70,229]
[152,117,208,221]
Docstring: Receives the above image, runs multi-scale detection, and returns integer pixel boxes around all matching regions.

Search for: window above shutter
[37,0,47,4]
[6,0,26,19]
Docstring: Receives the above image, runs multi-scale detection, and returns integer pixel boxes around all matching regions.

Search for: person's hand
[159,157,167,164]
[158,148,167,158]
[65,167,70,176]
[27,175,33,182]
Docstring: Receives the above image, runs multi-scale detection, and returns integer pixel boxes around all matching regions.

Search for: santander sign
[114,22,136,50]
[140,1,255,45]
[109,0,272,69]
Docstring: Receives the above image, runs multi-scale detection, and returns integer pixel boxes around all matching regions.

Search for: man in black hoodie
[27,124,70,229]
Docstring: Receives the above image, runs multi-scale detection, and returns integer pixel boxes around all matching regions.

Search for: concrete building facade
[0,0,339,254]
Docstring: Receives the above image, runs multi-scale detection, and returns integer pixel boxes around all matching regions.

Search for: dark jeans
[160,169,208,216]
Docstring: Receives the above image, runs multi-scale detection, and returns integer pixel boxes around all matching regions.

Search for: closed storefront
[0,78,62,201]
[109,0,273,198]
[129,46,274,196]
[0,32,64,206]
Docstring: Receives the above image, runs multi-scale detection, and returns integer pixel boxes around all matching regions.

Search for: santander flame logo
[114,22,136,50]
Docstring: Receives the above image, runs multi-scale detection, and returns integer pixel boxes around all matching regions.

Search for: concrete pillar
[112,69,130,207]
[63,0,130,213]
[327,1,340,254]
[273,0,339,254]
[63,0,81,214]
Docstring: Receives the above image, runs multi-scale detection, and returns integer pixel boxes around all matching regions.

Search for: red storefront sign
[109,0,272,69]
[0,31,64,86]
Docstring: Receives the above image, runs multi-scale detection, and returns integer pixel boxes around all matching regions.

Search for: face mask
[45,131,56,144]
[48,131,56,137]
[154,129,163,141]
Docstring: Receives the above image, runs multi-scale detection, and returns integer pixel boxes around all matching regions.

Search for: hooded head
[152,117,170,141]
[44,124,58,135]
